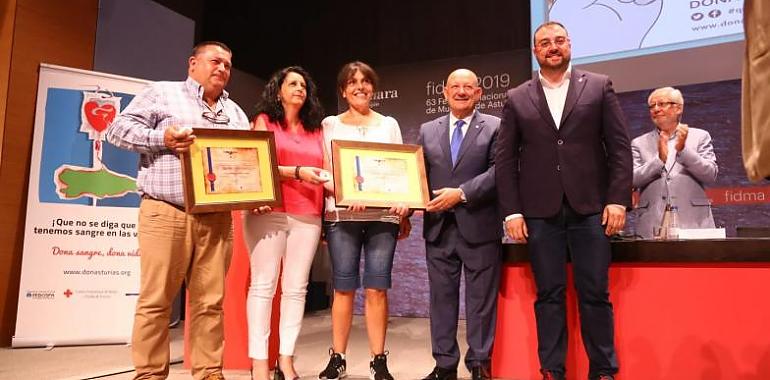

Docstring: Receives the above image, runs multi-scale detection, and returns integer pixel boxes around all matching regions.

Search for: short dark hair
[336,61,379,94]
[254,66,325,132]
[533,21,568,46]
[191,41,232,57]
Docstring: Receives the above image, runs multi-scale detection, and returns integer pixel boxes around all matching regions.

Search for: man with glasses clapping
[631,86,718,239]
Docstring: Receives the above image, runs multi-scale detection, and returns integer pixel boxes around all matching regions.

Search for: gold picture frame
[181,128,282,213]
[331,139,430,209]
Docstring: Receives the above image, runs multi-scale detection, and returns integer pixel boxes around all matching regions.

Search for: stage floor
[1,312,471,380]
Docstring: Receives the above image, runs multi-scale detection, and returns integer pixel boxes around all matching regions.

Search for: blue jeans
[324,221,399,290]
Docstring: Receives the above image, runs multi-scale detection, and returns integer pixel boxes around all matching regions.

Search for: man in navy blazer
[419,69,501,380]
[495,22,632,380]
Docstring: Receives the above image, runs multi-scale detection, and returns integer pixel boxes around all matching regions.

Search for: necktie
[451,120,465,165]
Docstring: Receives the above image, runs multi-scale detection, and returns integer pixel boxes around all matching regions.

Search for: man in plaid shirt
[107,41,249,380]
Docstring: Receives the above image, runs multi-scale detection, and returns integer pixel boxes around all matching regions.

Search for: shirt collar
[449,110,475,129]
[656,123,681,141]
[185,76,229,102]
[538,64,572,89]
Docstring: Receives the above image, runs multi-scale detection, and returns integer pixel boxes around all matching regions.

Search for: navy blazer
[419,111,501,244]
[495,69,633,218]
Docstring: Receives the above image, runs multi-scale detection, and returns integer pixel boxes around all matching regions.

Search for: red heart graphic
[84,101,116,132]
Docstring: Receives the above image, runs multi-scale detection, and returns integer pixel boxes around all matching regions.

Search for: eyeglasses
[647,101,680,110]
[202,110,230,124]
[536,36,569,49]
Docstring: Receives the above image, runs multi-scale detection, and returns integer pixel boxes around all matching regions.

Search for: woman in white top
[317,62,410,380]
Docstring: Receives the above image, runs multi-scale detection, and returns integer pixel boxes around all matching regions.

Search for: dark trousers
[526,202,618,379]
[426,215,501,370]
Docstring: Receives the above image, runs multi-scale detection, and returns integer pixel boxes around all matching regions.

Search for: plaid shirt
[107,77,250,206]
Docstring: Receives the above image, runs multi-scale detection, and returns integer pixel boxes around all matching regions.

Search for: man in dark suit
[419,69,501,380]
[495,22,632,380]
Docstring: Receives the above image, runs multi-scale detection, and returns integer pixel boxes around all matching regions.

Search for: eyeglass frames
[647,101,680,110]
[536,36,569,50]
[202,110,230,124]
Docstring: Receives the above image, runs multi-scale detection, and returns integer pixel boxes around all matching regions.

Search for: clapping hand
[674,123,689,152]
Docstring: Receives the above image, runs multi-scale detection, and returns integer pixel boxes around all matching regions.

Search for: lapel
[437,115,452,169]
[527,76,559,133]
[453,111,484,170]
[559,70,588,131]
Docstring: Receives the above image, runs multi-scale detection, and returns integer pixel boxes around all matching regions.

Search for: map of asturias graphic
[54,165,137,199]
[40,88,141,208]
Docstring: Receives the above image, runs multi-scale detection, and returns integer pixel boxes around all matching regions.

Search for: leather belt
[141,194,186,213]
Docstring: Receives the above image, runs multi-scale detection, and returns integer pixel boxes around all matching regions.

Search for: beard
[539,52,571,71]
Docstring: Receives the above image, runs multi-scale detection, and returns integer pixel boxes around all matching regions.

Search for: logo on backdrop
[39,88,140,207]
[370,88,399,109]
[26,290,55,300]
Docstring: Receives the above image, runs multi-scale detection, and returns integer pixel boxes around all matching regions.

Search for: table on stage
[491,238,770,380]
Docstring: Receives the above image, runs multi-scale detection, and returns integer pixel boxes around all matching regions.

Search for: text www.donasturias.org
[63,269,132,277]
[691,18,742,31]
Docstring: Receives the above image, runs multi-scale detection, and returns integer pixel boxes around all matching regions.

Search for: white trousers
[242,212,322,359]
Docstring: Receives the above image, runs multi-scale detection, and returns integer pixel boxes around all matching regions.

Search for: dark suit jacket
[419,111,501,244]
[495,69,632,218]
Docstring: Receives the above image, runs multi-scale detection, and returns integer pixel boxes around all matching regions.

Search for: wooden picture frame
[181,128,282,213]
[331,139,430,209]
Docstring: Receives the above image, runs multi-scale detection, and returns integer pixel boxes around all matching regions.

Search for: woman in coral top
[242,66,328,380]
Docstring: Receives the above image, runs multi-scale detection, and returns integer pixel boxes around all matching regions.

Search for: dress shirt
[660,126,681,172]
[539,65,572,129]
[106,77,250,206]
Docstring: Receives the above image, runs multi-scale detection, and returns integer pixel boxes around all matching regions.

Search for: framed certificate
[181,128,282,213]
[331,139,430,209]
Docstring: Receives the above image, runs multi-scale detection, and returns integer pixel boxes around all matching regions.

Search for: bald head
[448,68,478,83]
[444,68,482,119]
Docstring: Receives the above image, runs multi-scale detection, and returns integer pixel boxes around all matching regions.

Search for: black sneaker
[369,352,394,380]
[422,366,457,380]
[318,348,346,380]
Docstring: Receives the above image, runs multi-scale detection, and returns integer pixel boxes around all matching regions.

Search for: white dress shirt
[539,65,572,129]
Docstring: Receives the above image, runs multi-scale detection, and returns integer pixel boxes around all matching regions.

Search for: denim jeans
[526,202,618,378]
[324,220,399,290]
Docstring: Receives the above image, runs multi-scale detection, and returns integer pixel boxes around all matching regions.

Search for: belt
[141,194,186,213]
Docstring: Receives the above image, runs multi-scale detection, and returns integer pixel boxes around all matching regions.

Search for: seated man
[632,86,718,238]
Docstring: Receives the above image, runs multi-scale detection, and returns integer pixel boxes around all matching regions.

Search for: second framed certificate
[181,128,282,213]
[331,139,430,209]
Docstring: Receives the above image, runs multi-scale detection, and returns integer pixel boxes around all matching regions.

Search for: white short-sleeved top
[322,114,403,223]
